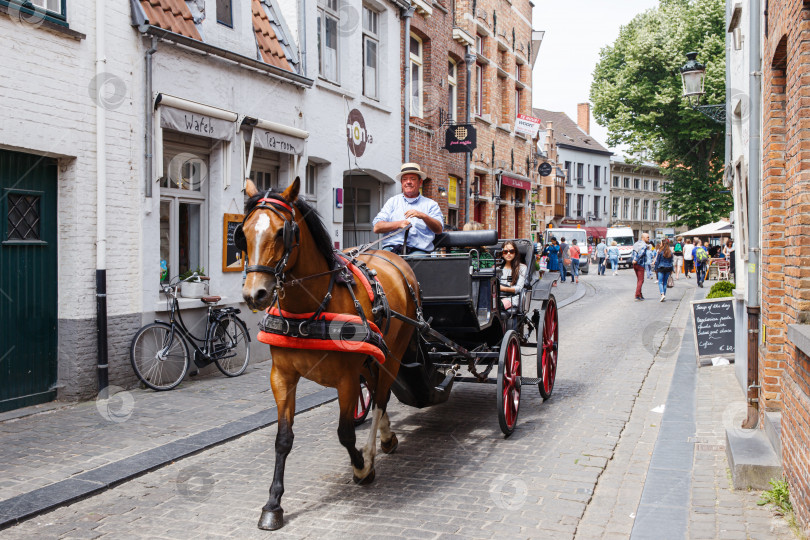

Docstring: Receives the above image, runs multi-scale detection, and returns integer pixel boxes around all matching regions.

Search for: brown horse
[240,178,419,530]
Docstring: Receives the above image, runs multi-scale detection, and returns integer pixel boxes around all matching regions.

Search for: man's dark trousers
[634,263,645,298]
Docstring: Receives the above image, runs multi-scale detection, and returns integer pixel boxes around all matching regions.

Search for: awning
[498,171,531,190]
[156,94,238,141]
[681,220,733,237]
[585,227,607,241]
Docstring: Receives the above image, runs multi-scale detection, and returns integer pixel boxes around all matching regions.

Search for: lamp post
[680,52,725,124]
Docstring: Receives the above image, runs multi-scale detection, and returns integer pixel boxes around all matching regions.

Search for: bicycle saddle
[201,296,221,304]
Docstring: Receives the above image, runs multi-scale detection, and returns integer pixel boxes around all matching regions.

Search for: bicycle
[130,274,251,390]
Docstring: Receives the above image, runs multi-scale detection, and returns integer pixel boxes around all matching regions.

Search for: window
[28,0,65,22]
[410,34,424,118]
[476,34,484,54]
[216,0,233,27]
[652,200,659,221]
[362,7,379,99]
[623,177,630,189]
[304,163,318,202]
[474,64,483,115]
[622,198,630,219]
[612,197,619,218]
[515,88,522,117]
[515,62,521,83]
[247,152,280,192]
[633,178,640,190]
[594,166,601,188]
[652,180,659,192]
[345,187,372,225]
[160,134,210,284]
[318,0,339,83]
[565,193,571,216]
[565,161,572,185]
[545,186,551,204]
[501,79,510,124]
[643,179,650,191]
[448,59,458,121]
[612,175,619,188]
[576,194,584,217]
[633,198,640,220]
[593,195,600,218]
[6,192,41,241]
[577,163,584,186]
[642,199,649,220]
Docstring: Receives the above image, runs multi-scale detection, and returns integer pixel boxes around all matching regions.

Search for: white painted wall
[301,0,404,248]
[556,146,612,229]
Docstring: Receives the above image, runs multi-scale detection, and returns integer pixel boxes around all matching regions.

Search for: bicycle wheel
[130,322,190,390]
[212,315,251,377]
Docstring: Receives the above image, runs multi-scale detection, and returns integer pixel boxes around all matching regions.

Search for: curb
[557,281,586,309]
[0,387,338,530]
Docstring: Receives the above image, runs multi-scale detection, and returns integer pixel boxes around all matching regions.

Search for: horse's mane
[245,190,337,268]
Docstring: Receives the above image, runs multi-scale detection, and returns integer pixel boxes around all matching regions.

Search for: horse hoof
[258,508,284,530]
[381,434,398,454]
[353,467,375,485]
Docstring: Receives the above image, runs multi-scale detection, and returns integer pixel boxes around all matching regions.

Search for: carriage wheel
[354,376,372,426]
[538,296,559,399]
[497,330,522,436]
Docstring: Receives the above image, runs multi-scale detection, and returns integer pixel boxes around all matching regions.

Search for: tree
[590,0,731,228]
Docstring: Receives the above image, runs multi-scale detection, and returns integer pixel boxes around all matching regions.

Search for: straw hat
[395,162,428,181]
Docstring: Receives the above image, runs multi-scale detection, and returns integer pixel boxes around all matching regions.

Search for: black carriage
[360,229,559,436]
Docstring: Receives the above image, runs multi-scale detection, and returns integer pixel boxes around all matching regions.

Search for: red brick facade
[403,0,537,236]
[762,0,810,528]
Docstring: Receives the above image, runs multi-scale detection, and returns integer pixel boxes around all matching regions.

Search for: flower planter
[180,281,209,299]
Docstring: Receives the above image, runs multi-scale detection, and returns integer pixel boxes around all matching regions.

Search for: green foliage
[590,0,732,227]
[709,280,734,294]
[758,478,793,515]
[706,289,732,299]
[179,266,206,281]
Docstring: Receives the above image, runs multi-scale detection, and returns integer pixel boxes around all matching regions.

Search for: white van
[543,227,590,274]
[605,226,635,268]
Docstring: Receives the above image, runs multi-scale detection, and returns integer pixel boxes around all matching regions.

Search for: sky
[531,0,660,152]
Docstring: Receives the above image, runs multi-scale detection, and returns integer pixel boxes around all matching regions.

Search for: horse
[239,177,420,530]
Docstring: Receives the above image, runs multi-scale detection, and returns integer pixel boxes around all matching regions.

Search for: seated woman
[500,240,528,310]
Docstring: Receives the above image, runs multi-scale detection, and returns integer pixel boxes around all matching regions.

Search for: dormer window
[217,0,233,28]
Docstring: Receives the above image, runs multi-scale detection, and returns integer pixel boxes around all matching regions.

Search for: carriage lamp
[437,186,447,196]
[679,52,725,123]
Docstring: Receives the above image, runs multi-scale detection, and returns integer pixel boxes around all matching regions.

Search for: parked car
[605,226,635,268]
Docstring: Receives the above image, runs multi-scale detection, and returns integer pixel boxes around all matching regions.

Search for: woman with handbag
[653,238,674,302]
[543,237,560,272]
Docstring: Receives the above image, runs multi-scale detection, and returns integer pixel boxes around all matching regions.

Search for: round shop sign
[346,109,367,158]
[538,162,553,177]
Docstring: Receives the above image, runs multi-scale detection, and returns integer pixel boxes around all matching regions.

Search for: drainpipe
[465,46,474,223]
[402,7,414,162]
[299,0,307,75]
[743,0,762,429]
[145,37,157,198]
[96,0,109,392]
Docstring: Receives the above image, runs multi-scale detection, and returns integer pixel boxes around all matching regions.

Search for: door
[343,175,381,249]
[0,150,58,412]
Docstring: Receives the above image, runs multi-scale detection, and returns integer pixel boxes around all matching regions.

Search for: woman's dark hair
[501,241,522,286]
[661,238,673,258]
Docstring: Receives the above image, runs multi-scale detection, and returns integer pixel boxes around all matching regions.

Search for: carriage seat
[433,230,499,249]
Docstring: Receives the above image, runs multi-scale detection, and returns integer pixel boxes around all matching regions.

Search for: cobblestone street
[1,272,792,539]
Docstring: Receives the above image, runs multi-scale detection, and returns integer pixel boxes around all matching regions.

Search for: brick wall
[763,0,810,529]
[405,0,535,235]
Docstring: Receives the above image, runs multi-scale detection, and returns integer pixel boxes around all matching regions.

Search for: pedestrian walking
[645,241,656,280]
[724,239,735,278]
[632,232,650,300]
[693,239,709,288]
[569,239,581,283]
[543,237,560,272]
[559,237,570,283]
[653,238,674,301]
[608,241,620,275]
[682,238,694,278]
[596,237,607,275]
[673,236,684,280]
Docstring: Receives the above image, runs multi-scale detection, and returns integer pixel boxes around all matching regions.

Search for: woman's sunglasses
[502,249,516,254]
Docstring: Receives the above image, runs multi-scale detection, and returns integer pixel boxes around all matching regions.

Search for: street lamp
[679,52,725,124]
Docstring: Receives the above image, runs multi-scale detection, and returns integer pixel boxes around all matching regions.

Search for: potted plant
[179,267,209,298]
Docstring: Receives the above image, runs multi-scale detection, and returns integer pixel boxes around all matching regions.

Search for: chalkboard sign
[222,213,245,272]
[691,298,735,362]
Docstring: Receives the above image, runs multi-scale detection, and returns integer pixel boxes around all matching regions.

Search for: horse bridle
[234,196,300,279]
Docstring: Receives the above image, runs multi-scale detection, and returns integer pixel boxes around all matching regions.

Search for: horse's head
[239,177,302,311]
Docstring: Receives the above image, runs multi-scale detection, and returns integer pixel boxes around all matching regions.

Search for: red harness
[257,256,387,364]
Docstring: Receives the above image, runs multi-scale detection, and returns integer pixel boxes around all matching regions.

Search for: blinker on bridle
[234,196,300,278]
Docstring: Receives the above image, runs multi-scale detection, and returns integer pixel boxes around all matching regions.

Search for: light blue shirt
[373,194,443,252]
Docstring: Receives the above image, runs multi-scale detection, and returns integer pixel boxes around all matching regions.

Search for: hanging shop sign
[538,162,553,177]
[346,109,373,157]
[515,113,542,138]
[444,124,477,153]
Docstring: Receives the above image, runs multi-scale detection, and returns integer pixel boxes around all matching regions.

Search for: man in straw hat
[372,162,443,254]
